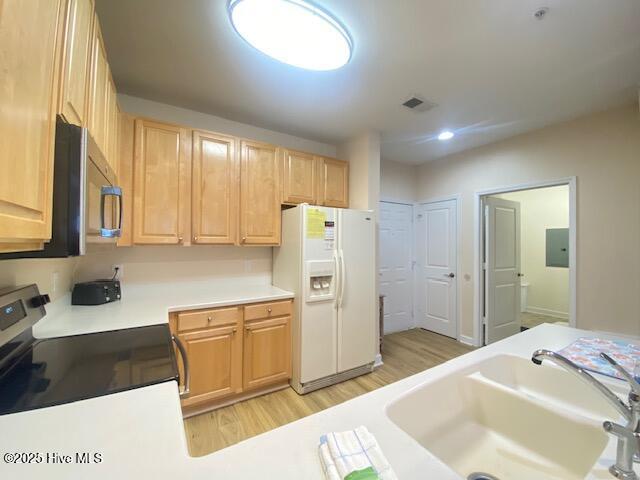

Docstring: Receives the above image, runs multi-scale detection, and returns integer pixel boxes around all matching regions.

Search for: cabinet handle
[172,335,190,399]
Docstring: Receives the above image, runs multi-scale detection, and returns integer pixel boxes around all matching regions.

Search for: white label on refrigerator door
[324,221,335,250]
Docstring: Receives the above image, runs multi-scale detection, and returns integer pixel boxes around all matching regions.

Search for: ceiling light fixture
[228,0,352,71]
[438,131,454,141]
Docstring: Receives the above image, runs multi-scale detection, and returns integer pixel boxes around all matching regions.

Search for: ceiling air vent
[402,95,437,113]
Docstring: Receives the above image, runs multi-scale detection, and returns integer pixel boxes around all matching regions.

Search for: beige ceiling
[96,0,640,164]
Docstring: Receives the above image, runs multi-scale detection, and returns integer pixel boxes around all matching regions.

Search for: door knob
[444,273,455,278]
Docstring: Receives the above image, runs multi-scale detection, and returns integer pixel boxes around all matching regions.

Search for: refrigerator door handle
[333,250,340,308]
[338,249,346,308]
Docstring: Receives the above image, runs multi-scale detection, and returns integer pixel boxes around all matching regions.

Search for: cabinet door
[239,140,281,245]
[192,131,238,245]
[282,149,317,205]
[59,0,94,127]
[319,157,349,208]
[243,316,291,391]
[133,119,191,244]
[178,325,242,407]
[105,75,118,172]
[87,18,108,157]
[117,113,134,247]
[0,0,65,249]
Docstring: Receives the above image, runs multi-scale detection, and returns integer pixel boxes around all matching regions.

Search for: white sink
[475,354,625,421]
[386,355,613,480]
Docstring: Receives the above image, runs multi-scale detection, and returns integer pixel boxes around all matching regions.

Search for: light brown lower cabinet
[243,315,292,391]
[178,324,242,407]
[170,299,292,414]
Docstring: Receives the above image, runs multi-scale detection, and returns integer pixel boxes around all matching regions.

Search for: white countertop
[33,281,294,338]
[1,324,638,479]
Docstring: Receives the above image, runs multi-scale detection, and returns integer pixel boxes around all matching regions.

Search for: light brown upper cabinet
[133,119,191,245]
[0,0,65,252]
[318,157,349,208]
[117,113,135,247]
[58,0,94,127]
[281,149,317,205]
[88,18,108,157]
[192,131,239,245]
[105,75,119,173]
[239,140,281,245]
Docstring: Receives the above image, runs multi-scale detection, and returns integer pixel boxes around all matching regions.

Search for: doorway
[477,180,575,345]
[414,198,459,339]
[379,201,414,334]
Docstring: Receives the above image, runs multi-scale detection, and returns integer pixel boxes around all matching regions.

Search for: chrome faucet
[532,349,640,480]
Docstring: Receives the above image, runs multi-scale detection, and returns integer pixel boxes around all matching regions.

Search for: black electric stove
[0,285,180,416]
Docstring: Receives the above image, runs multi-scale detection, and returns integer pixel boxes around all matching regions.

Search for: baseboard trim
[525,306,569,320]
[373,353,383,368]
[292,363,374,394]
[181,382,290,418]
[458,335,475,346]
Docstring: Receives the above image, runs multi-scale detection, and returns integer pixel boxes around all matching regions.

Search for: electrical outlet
[112,264,124,280]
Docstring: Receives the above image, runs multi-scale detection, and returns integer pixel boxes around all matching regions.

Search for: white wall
[496,185,570,319]
[337,131,381,211]
[75,246,272,286]
[417,103,640,338]
[380,160,417,203]
[0,258,79,301]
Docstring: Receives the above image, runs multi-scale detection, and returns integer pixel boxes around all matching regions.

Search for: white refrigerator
[273,204,377,394]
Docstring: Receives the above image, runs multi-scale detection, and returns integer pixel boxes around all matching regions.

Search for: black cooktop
[0,324,179,416]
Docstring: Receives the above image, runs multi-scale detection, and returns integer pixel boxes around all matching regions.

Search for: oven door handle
[100,185,122,238]
[171,335,190,398]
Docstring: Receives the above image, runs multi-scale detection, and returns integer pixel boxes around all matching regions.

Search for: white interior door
[337,209,376,372]
[415,200,457,338]
[379,202,413,334]
[484,197,521,344]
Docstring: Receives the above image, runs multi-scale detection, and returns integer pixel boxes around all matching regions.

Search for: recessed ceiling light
[228,0,352,71]
[438,131,454,141]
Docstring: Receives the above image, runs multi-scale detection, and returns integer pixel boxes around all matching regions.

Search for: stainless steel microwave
[0,118,122,259]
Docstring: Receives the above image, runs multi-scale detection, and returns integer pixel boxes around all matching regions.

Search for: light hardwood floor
[183,328,474,457]
[521,311,567,329]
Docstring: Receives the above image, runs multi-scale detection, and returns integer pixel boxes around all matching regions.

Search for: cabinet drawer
[244,300,292,322]
[177,306,240,332]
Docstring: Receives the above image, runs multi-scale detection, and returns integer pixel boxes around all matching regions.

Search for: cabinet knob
[207,316,212,322]
[178,236,183,243]
[193,236,198,242]
[241,237,246,243]
[267,308,272,314]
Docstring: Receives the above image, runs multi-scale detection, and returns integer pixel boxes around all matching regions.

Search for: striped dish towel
[318,426,398,480]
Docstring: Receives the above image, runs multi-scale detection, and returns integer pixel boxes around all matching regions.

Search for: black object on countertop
[72,279,121,305]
